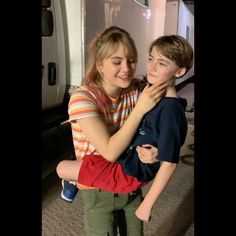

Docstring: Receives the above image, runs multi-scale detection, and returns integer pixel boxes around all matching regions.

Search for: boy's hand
[136,144,159,164]
[135,202,152,223]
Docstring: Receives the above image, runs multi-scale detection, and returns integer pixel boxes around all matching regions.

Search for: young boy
[124,34,193,222]
[57,34,193,223]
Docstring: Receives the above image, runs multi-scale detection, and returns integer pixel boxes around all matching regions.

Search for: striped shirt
[68,84,140,160]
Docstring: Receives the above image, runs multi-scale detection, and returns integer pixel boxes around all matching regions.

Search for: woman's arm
[135,162,178,222]
[78,82,167,162]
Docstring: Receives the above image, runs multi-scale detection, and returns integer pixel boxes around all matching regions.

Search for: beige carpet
[42,124,194,236]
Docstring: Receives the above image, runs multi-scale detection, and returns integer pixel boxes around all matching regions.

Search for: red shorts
[78,155,147,193]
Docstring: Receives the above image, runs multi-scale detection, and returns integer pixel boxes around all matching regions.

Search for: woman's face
[146,46,180,86]
[98,43,137,97]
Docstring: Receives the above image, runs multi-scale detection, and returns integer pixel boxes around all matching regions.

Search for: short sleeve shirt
[118,97,188,182]
[68,85,140,159]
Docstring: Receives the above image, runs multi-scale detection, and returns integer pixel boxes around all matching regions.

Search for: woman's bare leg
[56,159,82,182]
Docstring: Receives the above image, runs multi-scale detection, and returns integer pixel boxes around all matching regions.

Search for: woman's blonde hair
[82,26,138,113]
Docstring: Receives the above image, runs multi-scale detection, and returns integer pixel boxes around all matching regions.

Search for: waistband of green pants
[92,188,141,197]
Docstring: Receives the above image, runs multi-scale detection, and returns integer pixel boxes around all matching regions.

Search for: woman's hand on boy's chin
[135,82,167,115]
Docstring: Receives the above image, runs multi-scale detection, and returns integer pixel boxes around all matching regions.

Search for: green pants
[81,188,143,236]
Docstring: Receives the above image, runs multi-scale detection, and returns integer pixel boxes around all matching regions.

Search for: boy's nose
[150,62,157,71]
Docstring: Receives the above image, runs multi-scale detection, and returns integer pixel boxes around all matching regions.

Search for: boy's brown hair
[149,35,193,73]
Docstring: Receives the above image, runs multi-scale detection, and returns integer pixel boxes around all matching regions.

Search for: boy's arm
[135,161,178,222]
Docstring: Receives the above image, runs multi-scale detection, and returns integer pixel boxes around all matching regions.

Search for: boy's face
[146,46,180,86]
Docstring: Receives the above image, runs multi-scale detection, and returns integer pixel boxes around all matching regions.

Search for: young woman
[56,26,167,236]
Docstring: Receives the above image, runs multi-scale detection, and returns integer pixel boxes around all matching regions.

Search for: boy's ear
[175,67,187,78]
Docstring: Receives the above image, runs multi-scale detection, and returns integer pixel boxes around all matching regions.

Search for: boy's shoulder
[162,96,187,106]
[159,97,187,114]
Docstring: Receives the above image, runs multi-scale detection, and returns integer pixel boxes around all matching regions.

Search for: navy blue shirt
[117,97,188,182]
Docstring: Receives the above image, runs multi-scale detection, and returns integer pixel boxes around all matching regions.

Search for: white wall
[44,0,194,95]
[164,0,194,85]
[164,0,179,35]
[62,0,167,87]
[63,0,84,87]
[177,0,194,84]
[178,0,194,49]
[85,0,167,80]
